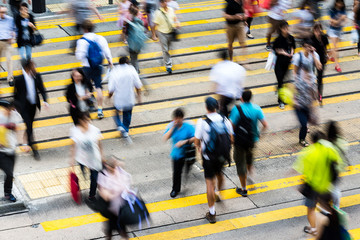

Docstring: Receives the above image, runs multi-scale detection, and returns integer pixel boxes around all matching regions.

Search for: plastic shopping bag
[265,51,276,71]
[352,28,359,44]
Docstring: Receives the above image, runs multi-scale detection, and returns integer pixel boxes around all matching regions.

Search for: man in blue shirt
[229,90,268,197]
[163,108,195,198]
[0,7,16,86]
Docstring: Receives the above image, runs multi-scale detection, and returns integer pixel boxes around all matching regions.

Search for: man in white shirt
[194,97,233,224]
[210,51,246,117]
[265,0,291,51]
[108,56,142,139]
[76,20,113,119]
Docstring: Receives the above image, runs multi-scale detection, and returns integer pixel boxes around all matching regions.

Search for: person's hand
[175,22,181,29]
[43,102,50,110]
[99,15,104,21]
[28,22,36,30]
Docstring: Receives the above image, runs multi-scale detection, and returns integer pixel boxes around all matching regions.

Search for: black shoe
[166,68,172,74]
[170,190,178,198]
[33,150,40,160]
[205,211,216,224]
[8,79,14,87]
[4,193,16,202]
[236,187,248,197]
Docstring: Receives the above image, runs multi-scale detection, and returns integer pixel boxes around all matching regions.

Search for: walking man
[76,20,113,119]
[229,90,267,196]
[195,97,233,224]
[108,56,142,140]
[223,0,247,61]
[210,50,245,117]
[0,6,16,86]
[0,101,21,202]
[153,0,180,74]
[13,60,48,160]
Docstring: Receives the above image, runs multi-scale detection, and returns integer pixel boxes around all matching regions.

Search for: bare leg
[206,178,216,208]
[96,88,103,108]
[228,42,234,61]
[307,207,316,229]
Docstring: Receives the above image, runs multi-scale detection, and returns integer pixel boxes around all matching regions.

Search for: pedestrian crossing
[2,0,360,239]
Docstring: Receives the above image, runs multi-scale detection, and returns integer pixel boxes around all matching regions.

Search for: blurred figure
[58,0,103,54]
[293,131,342,236]
[125,4,147,73]
[163,108,195,198]
[291,0,314,39]
[311,23,329,104]
[108,56,142,141]
[210,50,245,117]
[265,0,291,51]
[229,90,267,197]
[117,0,131,42]
[65,68,94,125]
[0,6,15,86]
[97,157,132,240]
[166,0,179,10]
[70,111,104,202]
[292,39,322,147]
[305,0,321,20]
[272,20,295,109]
[223,0,247,61]
[76,20,113,119]
[0,101,21,202]
[328,0,346,73]
[143,0,159,41]
[2,0,31,19]
[153,0,180,74]
[244,0,259,39]
[354,0,360,55]
[15,2,36,61]
[194,97,233,224]
[13,59,48,160]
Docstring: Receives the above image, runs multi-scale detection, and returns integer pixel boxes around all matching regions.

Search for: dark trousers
[20,102,37,150]
[219,95,234,117]
[295,107,310,141]
[80,164,98,198]
[357,28,360,53]
[246,17,253,34]
[317,64,325,99]
[70,107,80,125]
[172,158,185,193]
[0,152,15,195]
[275,60,291,103]
[129,50,140,73]
[114,108,133,132]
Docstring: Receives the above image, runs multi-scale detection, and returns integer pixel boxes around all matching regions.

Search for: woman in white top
[70,111,104,201]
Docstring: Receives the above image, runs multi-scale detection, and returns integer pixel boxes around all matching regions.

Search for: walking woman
[354,0,360,55]
[117,0,131,42]
[66,68,94,125]
[70,111,104,202]
[15,2,36,61]
[292,39,322,147]
[328,0,346,73]
[163,108,195,198]
[311,23,329,104]
[272,20,295,109]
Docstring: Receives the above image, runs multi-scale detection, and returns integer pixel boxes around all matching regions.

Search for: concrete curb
[0,184,27,215]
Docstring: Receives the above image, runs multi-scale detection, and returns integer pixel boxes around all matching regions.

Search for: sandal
[304,226,317,235]
[299,140,309,147]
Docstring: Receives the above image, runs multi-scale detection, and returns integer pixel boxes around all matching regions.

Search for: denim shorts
[304,196,317,208]
[83,66,103,89]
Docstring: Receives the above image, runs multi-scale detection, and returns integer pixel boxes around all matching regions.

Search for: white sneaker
[117,126,126,135]
[279,103,285,110]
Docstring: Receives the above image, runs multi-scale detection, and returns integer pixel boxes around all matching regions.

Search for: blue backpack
[81,37,104,68]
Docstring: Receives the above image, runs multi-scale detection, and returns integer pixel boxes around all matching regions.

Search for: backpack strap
[236,105,246,122]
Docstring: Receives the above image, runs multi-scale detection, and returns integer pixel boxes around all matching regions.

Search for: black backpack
[234,105,254,148]
[204,116,231,166]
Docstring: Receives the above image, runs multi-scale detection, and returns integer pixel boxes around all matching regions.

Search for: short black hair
[159,0,166,3]
[277,20,289,34]
[219,50,228,60]
[172,108,184,119]
[242,90,252,102]
[119,56,129,64]
[302,38,313,47]
[77,111,90,121]
[82,20,95,32]
[311,131,325,143]
[20,2,28,8]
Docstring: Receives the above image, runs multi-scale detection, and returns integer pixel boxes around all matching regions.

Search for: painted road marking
[40,188,360,232]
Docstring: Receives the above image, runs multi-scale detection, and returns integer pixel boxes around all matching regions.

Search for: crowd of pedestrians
[0,0,357,238]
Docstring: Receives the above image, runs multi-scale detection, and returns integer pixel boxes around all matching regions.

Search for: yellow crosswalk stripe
[40,181,360,232]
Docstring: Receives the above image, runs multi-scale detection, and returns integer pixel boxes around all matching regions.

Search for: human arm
[37,74,49,108]
[223,12,246,21]
[98,140,105,163]
[163,123,175,142]
[99,36,113,67]
[90,4,104,21]
[311,51,322,71]
[175,137,195,148]
[260,119,268,132]
[173,13,180,28]
[70,141,76,167]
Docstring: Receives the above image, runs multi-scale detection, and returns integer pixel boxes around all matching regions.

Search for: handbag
[117,192,150,228]
[30,31,44,46]
[184,143,196,174]
[70,172,81,204]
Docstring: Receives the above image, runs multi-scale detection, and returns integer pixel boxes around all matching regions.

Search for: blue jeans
[114,108,133,132]
[295,107,310,141]
[19,45,32,61]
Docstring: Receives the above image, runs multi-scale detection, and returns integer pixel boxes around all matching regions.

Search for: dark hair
[129,4,139,16]
[82,20,95,32]
[277,20,289,34]
[21,59,34,70]
[71,68,87,84]
[327,121,340,143]
[313,22,323,32]
[159,0,166,3]
[77,111,90,121]
[242,90,252,102]
[332,0,345,11]
[172,108,184,119]
[20,2,28,8]
[219,50,228,60]
[119,56,129,64]
[302,38,313,47]
[311,131,325,143]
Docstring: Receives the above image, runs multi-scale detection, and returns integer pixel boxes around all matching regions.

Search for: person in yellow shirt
[293,131,342,236]
[153,0,180,74]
